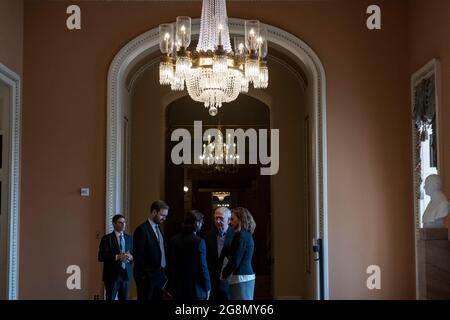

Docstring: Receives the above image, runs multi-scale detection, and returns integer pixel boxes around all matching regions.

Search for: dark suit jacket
[205,227,234,298]
[133,220,167,280]
[222,230,254,278]
[98,231,133,282]
[170,232,211,300]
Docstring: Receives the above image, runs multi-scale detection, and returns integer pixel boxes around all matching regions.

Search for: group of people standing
[98,200,256,301]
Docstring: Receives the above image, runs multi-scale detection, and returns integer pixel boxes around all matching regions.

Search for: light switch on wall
[80,188,90,197]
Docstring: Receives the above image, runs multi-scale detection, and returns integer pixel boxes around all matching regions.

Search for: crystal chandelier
[199,129,240,166]
[213,191,231,201]
[159,0,269,116]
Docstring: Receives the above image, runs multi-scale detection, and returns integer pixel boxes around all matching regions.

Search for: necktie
[155,225,166,268]
[119,234,126,269]
[217,233,225,257]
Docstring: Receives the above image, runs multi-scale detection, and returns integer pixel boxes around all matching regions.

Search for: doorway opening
[411,59,442,298]
[164,95,272,298]
[106,18,329,299]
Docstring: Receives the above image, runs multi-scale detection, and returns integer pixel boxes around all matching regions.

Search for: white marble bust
[422,174,449,228]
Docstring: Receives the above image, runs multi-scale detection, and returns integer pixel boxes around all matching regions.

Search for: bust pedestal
[417,228,450,299]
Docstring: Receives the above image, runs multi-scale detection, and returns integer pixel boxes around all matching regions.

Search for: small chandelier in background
[159,0,269,116]
[199,130,239,166]
[213,191,231,202]
[212,191,231,202]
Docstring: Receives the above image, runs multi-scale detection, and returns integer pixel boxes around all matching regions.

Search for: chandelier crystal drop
[158,0,269,116]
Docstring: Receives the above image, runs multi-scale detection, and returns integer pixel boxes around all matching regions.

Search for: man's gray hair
[215,206,231,218]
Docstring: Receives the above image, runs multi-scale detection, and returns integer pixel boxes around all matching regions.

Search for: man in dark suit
[98,214,133,300]
[170,210,211,300]
[133,200,169,300]
[205,207,234,301]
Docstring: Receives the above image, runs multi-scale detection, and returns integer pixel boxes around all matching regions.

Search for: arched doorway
[106,18,329,299]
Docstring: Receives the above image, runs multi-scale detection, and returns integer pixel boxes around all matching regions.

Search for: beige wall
[317,1,413,299]
[0,0,23,75]
[21,0,416,299]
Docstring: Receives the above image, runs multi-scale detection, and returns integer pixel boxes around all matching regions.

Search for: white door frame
[0,63,21,300]
[106,18,329,299]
